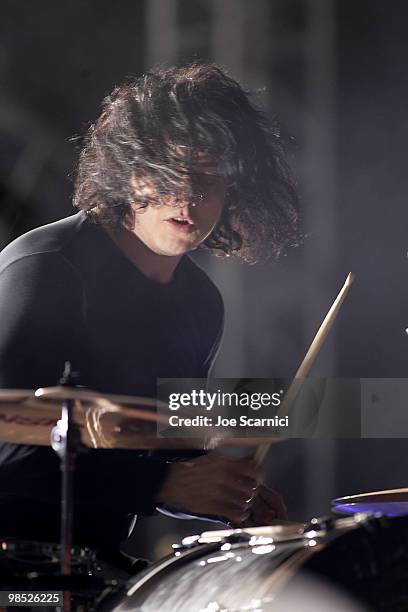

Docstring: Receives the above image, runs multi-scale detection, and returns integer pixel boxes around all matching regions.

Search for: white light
[250,536,273,546]
[199,536,222,544]
[252,544,276,555]
[182,535,200,546]
[206,553,235,564]
[198,602,221,612]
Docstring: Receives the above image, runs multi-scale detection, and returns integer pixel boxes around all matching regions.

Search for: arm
[0,253,84,389]
[0,253,168,514]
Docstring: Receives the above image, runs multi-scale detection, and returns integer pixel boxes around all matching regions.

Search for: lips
[170,216,194,225]
[166,216,195,232]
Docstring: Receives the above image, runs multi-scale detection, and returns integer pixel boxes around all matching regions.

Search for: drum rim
[122,523,329,604]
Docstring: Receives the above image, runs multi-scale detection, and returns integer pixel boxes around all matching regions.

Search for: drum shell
[107,516,408,612]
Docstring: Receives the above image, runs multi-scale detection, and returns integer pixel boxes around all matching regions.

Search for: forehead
[172,146,221,176]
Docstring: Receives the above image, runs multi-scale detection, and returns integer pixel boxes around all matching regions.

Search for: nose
[170,194,203,209]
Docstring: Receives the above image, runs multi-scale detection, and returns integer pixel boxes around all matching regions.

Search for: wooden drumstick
[254,272,355,464]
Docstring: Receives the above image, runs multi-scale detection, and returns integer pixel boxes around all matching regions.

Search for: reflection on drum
[105,514,408,612]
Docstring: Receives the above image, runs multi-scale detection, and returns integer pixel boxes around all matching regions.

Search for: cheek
[202,195,226,229]
[133,208,161,233]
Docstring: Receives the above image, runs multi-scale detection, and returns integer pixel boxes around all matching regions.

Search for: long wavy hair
[73,63,300,263]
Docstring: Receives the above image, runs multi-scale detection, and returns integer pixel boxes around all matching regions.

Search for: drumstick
[254,272,355,464]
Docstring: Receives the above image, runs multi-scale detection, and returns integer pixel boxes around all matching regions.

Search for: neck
[104,225,182,284]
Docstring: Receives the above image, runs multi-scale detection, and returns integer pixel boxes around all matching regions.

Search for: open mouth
[167,217,195,230]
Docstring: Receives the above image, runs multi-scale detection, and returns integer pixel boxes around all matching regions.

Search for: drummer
[0,63,298,569]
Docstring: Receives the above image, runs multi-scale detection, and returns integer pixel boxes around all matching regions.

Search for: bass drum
[104,514,408,612]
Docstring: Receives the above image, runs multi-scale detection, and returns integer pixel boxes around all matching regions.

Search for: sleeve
[75,450,168,514]
[0,253,85,389]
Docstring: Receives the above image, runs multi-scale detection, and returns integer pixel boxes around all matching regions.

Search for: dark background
[1,0,408,559]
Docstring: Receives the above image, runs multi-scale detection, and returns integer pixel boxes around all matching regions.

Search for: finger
[258,485,288,520]
[207,480,256,520]
[214,454,262,477]
[211,454,264,489]
[227,506,252,527]
[229,458,263,484]
[223,468,261,492]
[217,498,251,527]
[222,477,258,498]
[221,482,258,508]
[240,513,258,528]
[222,491,254,512]
[248,495,278,526]
[213,467,258,496]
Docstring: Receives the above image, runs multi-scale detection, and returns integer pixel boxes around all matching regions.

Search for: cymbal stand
[50,364,82,612]
[51,398,82,611]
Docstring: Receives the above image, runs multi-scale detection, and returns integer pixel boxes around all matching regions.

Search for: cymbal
[0,387,188,449]
[0,391,61,445]
[0,387,286,450]
[0,389,37,400]
[35,386,162,409]
[332,488,408,517]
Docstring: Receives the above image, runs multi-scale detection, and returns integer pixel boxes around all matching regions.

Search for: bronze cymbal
[0,390,61,445]
[0,387,175,449]
[35,386,162,409]
[0,389,36,400]
[332,488,408,506]
[0,387,286,450]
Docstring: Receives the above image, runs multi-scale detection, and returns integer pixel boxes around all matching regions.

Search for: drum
[105,514,408,612]
[0,538,127,611]
[332,488,408,517]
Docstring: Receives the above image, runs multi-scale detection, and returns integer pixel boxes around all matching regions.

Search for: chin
[156,239,201,257]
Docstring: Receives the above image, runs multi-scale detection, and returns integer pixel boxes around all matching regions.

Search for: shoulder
[0,213,87,283]
[0,214,89,303]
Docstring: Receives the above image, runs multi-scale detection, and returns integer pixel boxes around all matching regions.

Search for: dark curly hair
[73,63,299,263]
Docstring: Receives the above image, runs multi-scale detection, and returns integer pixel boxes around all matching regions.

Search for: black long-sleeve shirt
[0,212,223,559]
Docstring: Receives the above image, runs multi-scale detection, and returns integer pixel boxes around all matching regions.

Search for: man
[0,64,298,568]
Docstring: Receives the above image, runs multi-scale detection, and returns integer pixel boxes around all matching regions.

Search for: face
[129,165,226,257]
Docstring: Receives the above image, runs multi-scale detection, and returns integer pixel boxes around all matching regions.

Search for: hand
[155,452,262,525]
[240,484,288,527]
